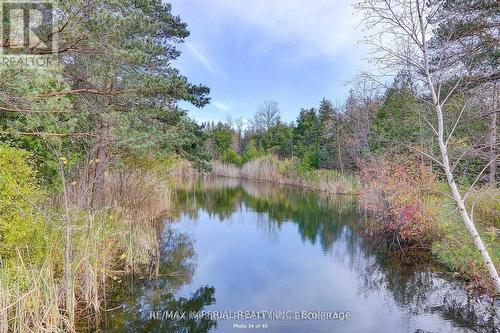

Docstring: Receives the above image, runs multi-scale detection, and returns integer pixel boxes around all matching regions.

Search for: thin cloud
[213,101,230,111]
[169,0,371,124]
[184,41,226,77]
[194,0,364,62]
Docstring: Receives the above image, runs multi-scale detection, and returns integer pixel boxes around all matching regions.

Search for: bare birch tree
[252,100,281,132]
[356,0,500,292]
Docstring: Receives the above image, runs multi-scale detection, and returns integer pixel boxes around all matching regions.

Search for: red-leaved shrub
[360,155,441,249]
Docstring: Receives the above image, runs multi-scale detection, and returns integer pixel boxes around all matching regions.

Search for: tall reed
[1,164,173,332]
[0,259,70,333]
[210,156,360,195]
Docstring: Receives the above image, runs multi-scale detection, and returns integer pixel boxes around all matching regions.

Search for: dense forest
[0,0,498,332]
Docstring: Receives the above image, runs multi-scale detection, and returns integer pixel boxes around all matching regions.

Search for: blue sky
[170,0,370,124]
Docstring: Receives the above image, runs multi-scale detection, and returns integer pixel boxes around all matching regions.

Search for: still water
[99,177,499,333]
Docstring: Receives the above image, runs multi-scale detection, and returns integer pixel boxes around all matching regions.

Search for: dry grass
[240,157,284,181]
[70,166,172,325]
[169,158,199,178]
[0,259,70,333]
[210,156,360,195]
[211,161,241,178]
[1,164,173,332]
[467,187,500,229]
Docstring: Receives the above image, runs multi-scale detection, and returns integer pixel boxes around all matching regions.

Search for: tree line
[204,69,497,186]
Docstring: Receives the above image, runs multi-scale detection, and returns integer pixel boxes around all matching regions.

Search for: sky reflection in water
[100,177,499,333]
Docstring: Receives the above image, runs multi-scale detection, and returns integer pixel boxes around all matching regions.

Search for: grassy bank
[209,156,361,195]
[0,145,175,332]
[432,190,500,292]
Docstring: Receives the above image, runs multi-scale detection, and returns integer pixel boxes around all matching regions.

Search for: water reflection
[98,228,217,332]
[353,247,499,332]
[99,177,498,333]
[174,177,358,254]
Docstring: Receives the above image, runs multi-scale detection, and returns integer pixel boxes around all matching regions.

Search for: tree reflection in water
[174,177,499,333]
[352,245,499,333]
[96,177,499,333]
[97,227,217,333]
[174,177,358,254]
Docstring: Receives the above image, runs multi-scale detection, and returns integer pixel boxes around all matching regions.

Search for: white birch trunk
[490,85,498,184]
[418,5,500,292]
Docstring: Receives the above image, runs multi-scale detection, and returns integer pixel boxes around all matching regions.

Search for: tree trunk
[337,128,344,175]
[439,131,500,293]
[91,78,113,209]
[418,8,500,292]
[91,121,109,208]
[432,77,500,294]
[489,84,498,185]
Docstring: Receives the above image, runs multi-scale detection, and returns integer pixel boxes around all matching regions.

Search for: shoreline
[185,164,500,296]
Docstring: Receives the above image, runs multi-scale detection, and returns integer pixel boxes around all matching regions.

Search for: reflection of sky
[174,206,476,333]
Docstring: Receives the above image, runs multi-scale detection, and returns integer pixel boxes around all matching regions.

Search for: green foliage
[62,0,210,162]
[222,148,243,166]
[0,0,212,189]
[317,99,342,169]
[211,123,233,158]
[293,107,321,158]
[297,149,319,173]
[434,0,498,79]
[0,67,78,184]
[369,85,422,152]
[119,109,211,171]
[0,145,50,263]
[467,188,500,228]
[263,122,293,157]
[242,139,265,163]
[444,96,490,184]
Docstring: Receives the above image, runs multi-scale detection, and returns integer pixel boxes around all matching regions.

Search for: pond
[96,177,499,333]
